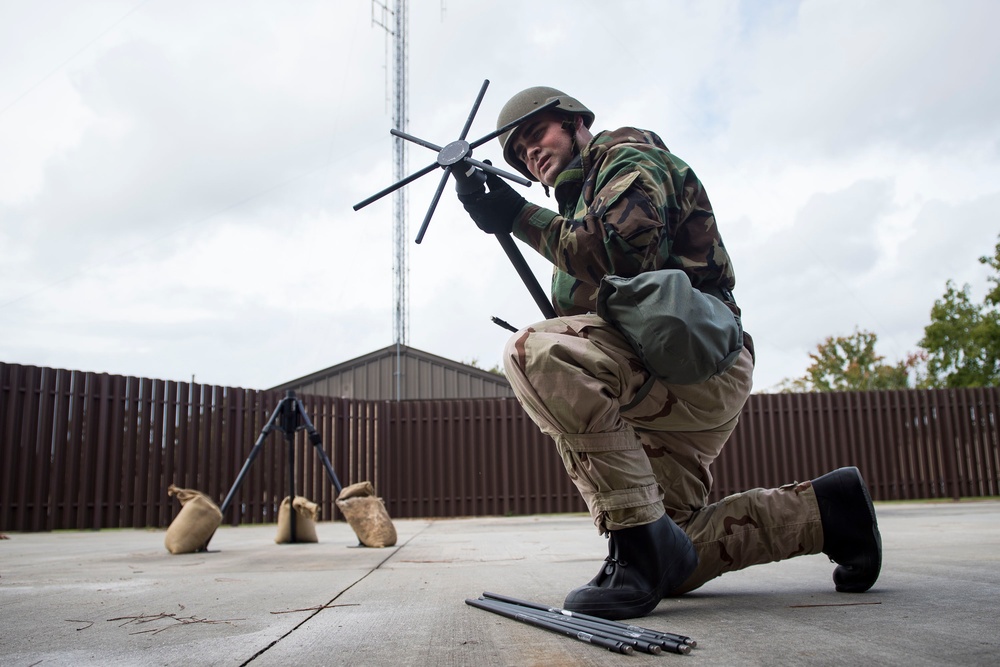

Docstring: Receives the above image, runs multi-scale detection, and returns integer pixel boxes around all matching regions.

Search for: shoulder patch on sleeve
[591,169,641,218]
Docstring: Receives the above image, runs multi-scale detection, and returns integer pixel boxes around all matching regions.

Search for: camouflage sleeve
[514,139,733,295]
[511,144,682,284]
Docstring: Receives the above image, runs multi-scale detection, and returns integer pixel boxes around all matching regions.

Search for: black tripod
[219,390,343,543]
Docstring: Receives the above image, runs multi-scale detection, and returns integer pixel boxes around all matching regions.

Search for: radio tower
[373,0,408,400]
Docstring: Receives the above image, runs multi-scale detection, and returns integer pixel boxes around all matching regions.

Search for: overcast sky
[2,0,998,393]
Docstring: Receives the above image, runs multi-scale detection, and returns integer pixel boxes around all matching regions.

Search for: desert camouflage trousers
[504,314,824,592]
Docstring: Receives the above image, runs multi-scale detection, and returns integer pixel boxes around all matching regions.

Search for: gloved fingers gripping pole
[352,79,559,320]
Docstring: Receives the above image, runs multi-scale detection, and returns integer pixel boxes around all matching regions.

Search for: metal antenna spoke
[459,79,491,140]
[414,167,452,244]
[353,160,439,211]
[391,128,442,153]
[470,98,560,149]
[465,157,531,187]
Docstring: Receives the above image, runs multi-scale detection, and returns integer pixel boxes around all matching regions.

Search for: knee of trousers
[502,319,641,437]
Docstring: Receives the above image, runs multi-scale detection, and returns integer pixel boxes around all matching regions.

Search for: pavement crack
[239,521,434,665]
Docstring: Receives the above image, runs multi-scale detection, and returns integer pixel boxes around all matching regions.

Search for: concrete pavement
[1,500,998,666]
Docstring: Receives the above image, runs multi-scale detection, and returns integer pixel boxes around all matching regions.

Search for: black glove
[457,169,528,236]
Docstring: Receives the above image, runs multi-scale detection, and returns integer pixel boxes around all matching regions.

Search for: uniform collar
[552,154,584,208]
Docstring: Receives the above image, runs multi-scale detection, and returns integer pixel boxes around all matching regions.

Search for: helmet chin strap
[562,118,579,150]
[542,116,580,197]
[542,117,581,198]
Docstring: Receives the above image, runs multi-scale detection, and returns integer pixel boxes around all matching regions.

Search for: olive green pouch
[597,269,743,385]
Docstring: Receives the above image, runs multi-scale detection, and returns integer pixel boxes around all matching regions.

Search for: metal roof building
[269,345,514,400]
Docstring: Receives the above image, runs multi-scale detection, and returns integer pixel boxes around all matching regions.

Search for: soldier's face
[511,111,575,187]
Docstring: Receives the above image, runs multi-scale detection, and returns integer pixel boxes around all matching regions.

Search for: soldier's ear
[561,115,584,132]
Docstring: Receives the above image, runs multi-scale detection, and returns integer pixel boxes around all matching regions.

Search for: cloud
[724,0,1000,157]
[2,0,999,395]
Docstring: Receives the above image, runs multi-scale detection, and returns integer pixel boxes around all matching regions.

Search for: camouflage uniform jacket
[511,127,737,317]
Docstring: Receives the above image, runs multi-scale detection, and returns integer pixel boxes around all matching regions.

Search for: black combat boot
[563,514,698,620]
[812,467,882,593]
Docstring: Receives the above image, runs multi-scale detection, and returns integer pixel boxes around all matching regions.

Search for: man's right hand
[457,170,528,236]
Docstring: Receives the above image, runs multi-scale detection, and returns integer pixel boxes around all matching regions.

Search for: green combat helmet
[496,86,595,181]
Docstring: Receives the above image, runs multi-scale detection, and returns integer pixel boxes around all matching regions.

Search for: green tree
[918,236,1000,388]
[463,358,506,376]
[777,328,922,392]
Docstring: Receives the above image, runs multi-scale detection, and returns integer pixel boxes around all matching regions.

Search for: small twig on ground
[109,611,173,628]
[107,612,246,635]
[65,619,95,631]
[270,603,361,615]
[789,601,882,608]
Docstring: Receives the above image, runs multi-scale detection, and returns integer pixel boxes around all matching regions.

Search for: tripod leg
[295,397,344,495]
[312,437,344,495]
[286,430,297,544]
[219,401,284,516]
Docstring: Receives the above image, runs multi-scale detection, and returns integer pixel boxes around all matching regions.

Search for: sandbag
[164,484,222,554]
[336,482,397,547]
[275,495,320,544]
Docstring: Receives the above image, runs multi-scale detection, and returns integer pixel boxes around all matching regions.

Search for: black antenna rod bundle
[354,79,558,319]
[466,591,696,656]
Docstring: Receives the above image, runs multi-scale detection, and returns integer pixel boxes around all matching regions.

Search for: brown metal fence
[1,362,998,532]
